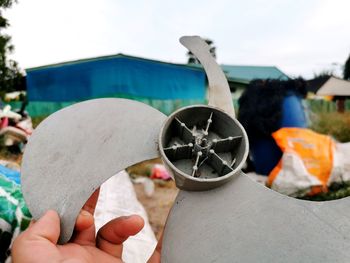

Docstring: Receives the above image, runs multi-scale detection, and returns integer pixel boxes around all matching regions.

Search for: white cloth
[94,171,157,263]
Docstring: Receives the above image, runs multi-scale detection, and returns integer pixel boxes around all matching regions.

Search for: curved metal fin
[180,36,235,118]
[162,172,350,262]
[21,98,166,243]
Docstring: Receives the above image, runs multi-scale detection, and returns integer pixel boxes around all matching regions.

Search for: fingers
[12,210,61,263]
[147,231,163,263]
[74,210,94,232]
[70,188,99,245]
[24,210,61,243]
[96,215,144,258]
[28,210,60,243]
[82,188,100,215]
[70,210,96,246]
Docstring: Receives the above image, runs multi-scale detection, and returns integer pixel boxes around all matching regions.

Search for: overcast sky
[4,0,350,78]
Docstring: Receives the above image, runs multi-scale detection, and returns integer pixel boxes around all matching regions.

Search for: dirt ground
[133,180,178,239]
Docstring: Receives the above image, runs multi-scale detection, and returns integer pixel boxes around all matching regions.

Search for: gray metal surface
[162,36,350,262]
[159,105,248,191]
[180,36,235,118]
[162,172,350,263]
[21,98,166,243]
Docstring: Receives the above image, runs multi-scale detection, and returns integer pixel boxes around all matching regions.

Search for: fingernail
[122,215,133,219]
[80,210,91,217]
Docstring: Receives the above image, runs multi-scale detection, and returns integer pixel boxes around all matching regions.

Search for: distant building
[25,54,288,116]
[221,65,289,99]
[307,76,350,112]
[307,76,350,98]
[306,75,331,96]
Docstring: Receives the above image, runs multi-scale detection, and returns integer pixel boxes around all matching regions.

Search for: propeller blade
[162,36,350,262]
[162,172,350,262]
[180,36,235,118]
[21,98,166,243]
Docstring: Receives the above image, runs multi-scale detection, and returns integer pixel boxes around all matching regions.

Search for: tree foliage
[0,0,24,98]
[313,69,333,79]
[344,54,350,80]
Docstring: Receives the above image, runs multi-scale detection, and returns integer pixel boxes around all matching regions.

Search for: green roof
[221,65,289,82]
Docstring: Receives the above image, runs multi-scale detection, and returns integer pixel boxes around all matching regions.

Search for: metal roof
[316,76,350,96]
[221,65,289,82]
[26,53,202,72]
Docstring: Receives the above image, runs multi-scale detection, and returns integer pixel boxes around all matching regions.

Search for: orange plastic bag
[267,128,335,195]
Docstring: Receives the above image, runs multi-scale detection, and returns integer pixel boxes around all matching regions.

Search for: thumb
[26,210,61,244]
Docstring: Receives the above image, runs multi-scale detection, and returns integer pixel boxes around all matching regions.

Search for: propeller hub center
[159,105,249,191]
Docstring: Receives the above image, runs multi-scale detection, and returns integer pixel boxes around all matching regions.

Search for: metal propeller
[21,99,167,243]
[180,36,235,118]
[21,36,350,262]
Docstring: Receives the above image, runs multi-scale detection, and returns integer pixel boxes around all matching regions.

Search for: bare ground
[133,180,178,239]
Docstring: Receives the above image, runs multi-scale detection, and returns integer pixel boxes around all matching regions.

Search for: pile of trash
[0,104,33,151]
[239,78,350,198]
[266,127,350,197]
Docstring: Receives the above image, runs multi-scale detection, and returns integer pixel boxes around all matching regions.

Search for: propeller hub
[159,105,249,191]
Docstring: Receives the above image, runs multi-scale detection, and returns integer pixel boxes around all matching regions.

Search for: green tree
[313,69,334,79]
[186,38,216,64]
[0,0,24,98]
[344,54,350,80]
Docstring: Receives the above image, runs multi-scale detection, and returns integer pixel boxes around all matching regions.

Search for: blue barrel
[250,92,307,175]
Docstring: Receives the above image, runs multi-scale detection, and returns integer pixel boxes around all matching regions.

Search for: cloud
[4,0,350,78]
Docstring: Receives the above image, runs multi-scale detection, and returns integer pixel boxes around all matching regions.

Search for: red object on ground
[150,164,171,180]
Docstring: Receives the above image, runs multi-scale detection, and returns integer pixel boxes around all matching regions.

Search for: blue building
[25,54,288,116]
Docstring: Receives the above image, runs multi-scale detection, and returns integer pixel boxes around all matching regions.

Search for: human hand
[12,190,148,263]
